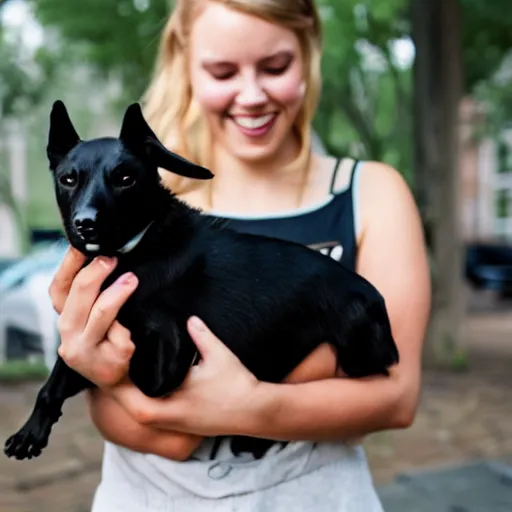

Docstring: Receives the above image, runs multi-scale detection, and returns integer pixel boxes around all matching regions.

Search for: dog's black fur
[4,101,399,461]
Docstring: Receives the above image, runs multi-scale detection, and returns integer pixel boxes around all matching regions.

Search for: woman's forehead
[189,2,300,62]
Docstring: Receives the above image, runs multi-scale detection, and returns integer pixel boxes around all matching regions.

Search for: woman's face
[188,2,306,164]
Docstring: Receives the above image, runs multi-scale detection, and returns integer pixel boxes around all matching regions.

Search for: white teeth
[86,244,100,252]
[234,114,274,130]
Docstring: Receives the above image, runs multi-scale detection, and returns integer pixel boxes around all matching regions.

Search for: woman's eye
[262,54,293,76]
[265,65,289,76]
[211,71,236,81]
[59,171,77,187]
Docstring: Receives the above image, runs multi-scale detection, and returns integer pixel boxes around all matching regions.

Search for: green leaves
[28,0,171,102]
[461,0,512,91]
[314,0,412,178]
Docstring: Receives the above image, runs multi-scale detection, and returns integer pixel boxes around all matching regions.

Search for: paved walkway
[1,312,511,511]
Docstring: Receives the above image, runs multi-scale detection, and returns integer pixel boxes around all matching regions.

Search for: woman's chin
[231,144,283,165]
[223,132,292,166]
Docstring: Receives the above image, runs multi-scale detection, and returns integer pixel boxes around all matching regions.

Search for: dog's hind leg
[128,313,197,398]
[4,357,92,460]
[329,293,400,378]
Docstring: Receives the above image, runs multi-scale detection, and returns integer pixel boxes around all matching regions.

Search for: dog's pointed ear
[46,100,81,171]
[119,103,214,181]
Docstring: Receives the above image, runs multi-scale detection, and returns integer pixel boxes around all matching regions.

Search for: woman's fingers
[81,272,138,344]
[187,316,240,365]
[57,256,118,335]
[49,247,88,314]
[106,321,136,362]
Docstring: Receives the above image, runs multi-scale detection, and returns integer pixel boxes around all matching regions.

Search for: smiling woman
[49,0,431,511]
[144,0,322,208]
[188,5,307,165]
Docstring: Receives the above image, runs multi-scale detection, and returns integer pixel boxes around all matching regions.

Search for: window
[497,138,512,173]
[495,188,510,218]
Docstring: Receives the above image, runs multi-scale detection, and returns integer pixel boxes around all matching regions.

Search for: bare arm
[86,388,203,461]
[88,343,337,460]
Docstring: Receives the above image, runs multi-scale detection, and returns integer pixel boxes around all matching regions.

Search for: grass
[0,358,49,384]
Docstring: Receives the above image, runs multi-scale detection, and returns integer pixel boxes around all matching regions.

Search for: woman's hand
[107,316,338,436]
[50,248,209,461]
[49,248,138,387]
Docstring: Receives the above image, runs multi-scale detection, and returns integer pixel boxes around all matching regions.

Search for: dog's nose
[73,209,98,242]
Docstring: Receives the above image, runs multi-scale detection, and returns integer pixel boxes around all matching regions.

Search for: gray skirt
[91,439,384,511]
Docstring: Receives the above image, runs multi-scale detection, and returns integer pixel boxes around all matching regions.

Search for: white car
[0,241,68,369]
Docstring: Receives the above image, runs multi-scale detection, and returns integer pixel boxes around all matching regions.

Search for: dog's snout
[73,208,98,242]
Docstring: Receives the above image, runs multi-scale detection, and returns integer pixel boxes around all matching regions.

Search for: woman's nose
[236,76,268,108]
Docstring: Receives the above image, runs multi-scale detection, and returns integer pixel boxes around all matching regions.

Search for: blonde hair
[143,0,323,193]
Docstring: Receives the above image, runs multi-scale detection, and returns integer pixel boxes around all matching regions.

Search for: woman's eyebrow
[201,58,234,67]
[259,50,295,65]
[201,50,295,67]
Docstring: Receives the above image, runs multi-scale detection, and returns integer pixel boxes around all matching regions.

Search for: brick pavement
[1,312,511,512]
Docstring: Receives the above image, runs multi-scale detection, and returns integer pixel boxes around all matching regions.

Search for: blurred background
[0,0,511,510]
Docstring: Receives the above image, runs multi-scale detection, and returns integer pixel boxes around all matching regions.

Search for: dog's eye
[59,171,77,187]
[113,174,136,188]
[121,175,136,187]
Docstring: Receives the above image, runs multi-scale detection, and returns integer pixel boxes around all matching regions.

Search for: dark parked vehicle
[465,243,512,296]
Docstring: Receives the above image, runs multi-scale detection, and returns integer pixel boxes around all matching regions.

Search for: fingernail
[116,272,138,287]
[96,256,116,269]
[189,316,206,332]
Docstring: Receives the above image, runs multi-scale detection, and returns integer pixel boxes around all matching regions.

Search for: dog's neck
[84,187,207,259]
[117,220,155,255]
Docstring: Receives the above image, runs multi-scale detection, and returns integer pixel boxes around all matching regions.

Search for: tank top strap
[328,158,343,195]
[329,157,360,196]
[348,158,360,190]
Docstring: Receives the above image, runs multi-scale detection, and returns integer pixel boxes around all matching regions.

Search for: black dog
[4,101,399,461]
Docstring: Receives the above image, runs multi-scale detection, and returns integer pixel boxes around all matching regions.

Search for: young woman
[51,0,431,510]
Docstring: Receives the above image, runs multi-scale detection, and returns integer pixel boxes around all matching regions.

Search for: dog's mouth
[68,220,154,257]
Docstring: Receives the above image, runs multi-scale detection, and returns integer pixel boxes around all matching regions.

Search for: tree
[28,0,171,105]
[460,0,512,92]
[315,0,413,179]
[411,0,467,367]
[460,0,512,138]
[0,22,59,251]
[471,51,512,138]
[411,0,512,367]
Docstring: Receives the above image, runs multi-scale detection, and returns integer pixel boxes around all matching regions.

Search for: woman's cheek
[265,75,306,107]
[193,79,236,113]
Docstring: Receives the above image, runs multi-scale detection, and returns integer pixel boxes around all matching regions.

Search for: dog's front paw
[4,411,59,460]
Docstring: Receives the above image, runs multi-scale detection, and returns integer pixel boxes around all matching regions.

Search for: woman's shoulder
[358,161,416,209]
[357,160,422,246]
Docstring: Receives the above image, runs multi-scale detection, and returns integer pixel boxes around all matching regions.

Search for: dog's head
[46,100,213,257]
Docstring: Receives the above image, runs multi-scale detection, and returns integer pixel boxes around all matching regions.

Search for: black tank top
[208,158,362,272]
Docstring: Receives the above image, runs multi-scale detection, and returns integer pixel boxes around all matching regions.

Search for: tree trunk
[412,0,467,368]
